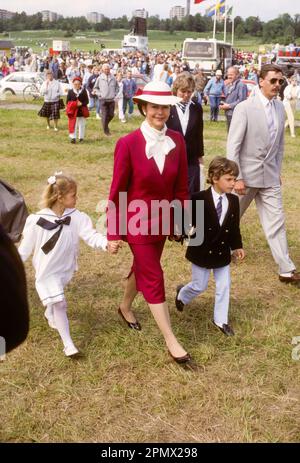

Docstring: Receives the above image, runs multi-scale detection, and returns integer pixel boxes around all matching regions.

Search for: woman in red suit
[107,81,191,364]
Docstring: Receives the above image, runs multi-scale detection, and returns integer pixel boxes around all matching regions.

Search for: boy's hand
[232,248,245,260]
[107,240,121,254]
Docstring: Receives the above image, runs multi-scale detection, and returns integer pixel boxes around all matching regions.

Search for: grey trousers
[239,185,296,274]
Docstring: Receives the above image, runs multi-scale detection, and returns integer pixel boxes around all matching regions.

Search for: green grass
[0,104,300,442]
[0,29,264,52]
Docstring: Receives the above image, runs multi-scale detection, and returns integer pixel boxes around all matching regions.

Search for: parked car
[0,71,69,98]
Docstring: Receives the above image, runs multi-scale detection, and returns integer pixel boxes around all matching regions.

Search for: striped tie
[177,101,189,114]
[216,196,222,222]
[266,101,276,144]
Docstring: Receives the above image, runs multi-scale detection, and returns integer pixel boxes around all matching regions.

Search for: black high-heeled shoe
[168,350,191,364]
[118,307,142,331]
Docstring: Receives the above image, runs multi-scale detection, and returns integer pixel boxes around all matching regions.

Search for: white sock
[52,300,76,350]
[44,305,56,329]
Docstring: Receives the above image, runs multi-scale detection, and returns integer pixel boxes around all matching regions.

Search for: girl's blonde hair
[40,173,77,209]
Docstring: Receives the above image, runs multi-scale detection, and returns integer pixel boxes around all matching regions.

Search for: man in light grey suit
[227,64,300,285]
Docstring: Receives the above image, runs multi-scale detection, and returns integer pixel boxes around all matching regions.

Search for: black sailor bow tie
[37,216,71,254]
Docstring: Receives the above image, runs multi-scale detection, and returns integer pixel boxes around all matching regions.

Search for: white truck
[182,38,233,75]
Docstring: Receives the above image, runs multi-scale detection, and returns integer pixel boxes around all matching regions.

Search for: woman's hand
[77,101,82,107]
[107,240,121,254]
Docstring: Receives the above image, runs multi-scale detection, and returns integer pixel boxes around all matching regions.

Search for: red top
[107,128,189,243]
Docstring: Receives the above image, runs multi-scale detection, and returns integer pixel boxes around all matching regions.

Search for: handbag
[0,180,29,242]
[81,105,90,118]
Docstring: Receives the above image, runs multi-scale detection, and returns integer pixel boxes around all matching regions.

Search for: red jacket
[66,100,78,134]
[107,128,189,244]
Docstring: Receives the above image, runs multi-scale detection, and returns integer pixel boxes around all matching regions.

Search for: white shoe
[121,119,126,123]
[44,309,56,330]
[46,125,50,130]
[63,345,79,357]
[96,114,101,119]
[54,127,58,132]
[291,134,296,138]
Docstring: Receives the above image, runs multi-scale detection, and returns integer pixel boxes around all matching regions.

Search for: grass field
[0,103,300,443]
[0,29,264,52]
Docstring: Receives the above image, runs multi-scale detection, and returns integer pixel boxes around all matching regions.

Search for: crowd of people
[1,48,300,366]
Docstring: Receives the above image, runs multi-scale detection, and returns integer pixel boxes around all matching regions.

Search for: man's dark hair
[260,64,283,80]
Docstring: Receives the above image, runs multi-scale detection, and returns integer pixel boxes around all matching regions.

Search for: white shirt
[175,100,193,136]
[211,187,228,226]
[140,120,176,174]
[258,89,278,141]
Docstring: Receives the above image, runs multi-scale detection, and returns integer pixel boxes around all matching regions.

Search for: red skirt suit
[107,128,189,303]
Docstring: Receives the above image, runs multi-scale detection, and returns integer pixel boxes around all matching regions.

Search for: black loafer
[213,321,235,336]
[175,285,185,312]
[118,307,141,331]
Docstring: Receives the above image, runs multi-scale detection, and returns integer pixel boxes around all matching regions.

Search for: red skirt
[129,239,166,304]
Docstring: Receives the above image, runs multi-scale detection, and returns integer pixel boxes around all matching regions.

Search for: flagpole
[231,13,234,45]
[213,9,217,39]
[224,4,227,42]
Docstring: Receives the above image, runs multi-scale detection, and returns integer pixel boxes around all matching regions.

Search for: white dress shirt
[211,187,228,225]
[175,100,193,136]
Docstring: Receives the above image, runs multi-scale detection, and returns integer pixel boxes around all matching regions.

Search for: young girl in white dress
[19,172,118,357]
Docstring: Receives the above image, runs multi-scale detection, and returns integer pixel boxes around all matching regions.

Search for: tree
[148,15,160,30]
[244,16,263,36]
[235,23,246,38]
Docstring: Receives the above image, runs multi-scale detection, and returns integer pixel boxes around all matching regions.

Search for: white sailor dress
[18,208,107,306]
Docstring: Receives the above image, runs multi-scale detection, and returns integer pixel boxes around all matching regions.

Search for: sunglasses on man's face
[266,78,285,85]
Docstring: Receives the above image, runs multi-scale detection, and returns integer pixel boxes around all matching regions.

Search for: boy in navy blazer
[176,157,245,335]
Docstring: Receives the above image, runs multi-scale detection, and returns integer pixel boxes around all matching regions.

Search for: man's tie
[177,101,189,114]
[266,101,276,144]
[216,196,223,222]
[37,216,71,254]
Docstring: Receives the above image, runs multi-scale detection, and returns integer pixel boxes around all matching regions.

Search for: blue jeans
[88,96,100,115]
[123,97,134,115]
[209,96,221,121]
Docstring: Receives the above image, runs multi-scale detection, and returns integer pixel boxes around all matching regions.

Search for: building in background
[170,6,186,21]
[0,40,15,57]
[186,0,191,16]
[41,11,62,22]
[0,9,14,20]
[86,12,104,23]
[132,9,148,19]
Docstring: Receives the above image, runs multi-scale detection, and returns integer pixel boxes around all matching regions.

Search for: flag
[194,0,206,4]
[222,5,233,19]
[206,0,226,17]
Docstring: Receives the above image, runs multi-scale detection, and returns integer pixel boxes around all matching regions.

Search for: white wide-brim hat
[133,81,181,105]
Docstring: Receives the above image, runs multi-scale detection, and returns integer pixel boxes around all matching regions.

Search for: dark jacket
[166,101,204,165]
[186,187,243,268]
[0,225,29,353]
[66,88,89,118]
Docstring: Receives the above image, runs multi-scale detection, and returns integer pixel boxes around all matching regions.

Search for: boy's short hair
[207,156,239,185]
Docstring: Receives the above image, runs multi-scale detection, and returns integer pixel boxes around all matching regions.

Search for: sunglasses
[266,78,285,85]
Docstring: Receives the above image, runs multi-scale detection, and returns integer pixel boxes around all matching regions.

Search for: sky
[0,0,299,21]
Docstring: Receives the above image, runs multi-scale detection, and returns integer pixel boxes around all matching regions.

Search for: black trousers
[101,100,115,134]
